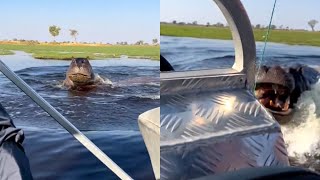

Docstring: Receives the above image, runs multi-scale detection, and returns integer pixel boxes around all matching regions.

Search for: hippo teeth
[267,98,290,112]
[282,97,290,111]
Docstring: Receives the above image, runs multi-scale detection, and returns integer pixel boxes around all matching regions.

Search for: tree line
[164,19,320,31]
[49,25,78,42]
[48,25,158,45]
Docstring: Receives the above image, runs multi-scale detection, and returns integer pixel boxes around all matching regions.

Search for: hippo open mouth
[255,83,293,116]
[255,65,319,123]
[255,66,296,123]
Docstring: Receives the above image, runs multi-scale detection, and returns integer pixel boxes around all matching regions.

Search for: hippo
[255,64,319,123]
[63,57,96,90]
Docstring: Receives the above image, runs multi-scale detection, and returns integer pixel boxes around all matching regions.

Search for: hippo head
[66,57,94,85]
[255,66,295,122]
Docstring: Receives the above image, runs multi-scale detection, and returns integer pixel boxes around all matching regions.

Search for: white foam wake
[94,74,113,85]
[281,80,320,163]
[133,94,160,100]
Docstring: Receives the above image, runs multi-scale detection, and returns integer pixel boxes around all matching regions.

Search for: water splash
[133,94,160,100]
[94,73,113,85]
[281,81,320,165]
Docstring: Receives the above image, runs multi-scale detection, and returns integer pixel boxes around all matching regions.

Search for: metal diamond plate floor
[160,89,289,179]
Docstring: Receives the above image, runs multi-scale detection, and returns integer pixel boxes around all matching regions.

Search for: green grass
[161,24,320,47]
[0,49,14,55]
[0,44,160,60]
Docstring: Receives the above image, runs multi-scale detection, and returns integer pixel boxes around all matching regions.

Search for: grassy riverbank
[0,43,160,60]
[161,24,320,47]
[0,49,14,55]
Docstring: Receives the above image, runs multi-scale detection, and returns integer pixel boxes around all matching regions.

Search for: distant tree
[255,24,261,29]
[206,22,210,27]
[270,25,277,29]
[178,22,185,25]
[49,25,61,42]
[152,38,158,44]
[172,20,177,24]
[215,22,224,27]
[69,29,78,43]
[308,19,318,31]
[135,40,144,45]
[192,21,198,25]
[13,38,17,41]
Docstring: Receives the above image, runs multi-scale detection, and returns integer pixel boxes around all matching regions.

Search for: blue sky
[161,0,320,31]
[0,0,159,43]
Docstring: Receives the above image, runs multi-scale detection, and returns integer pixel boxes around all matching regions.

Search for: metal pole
[0,60,133,180]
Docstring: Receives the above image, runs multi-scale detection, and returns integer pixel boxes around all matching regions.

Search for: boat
[140,0,320,179]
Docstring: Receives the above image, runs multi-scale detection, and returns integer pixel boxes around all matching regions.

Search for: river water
[0,51,159,179]
[2,36,320,178]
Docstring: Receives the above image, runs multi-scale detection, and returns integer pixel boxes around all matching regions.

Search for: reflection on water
[1,51,159,71]
[0,51,159,179]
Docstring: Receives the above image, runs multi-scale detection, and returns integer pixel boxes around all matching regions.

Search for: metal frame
[161,0,256,92]
[156,0,288,179]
